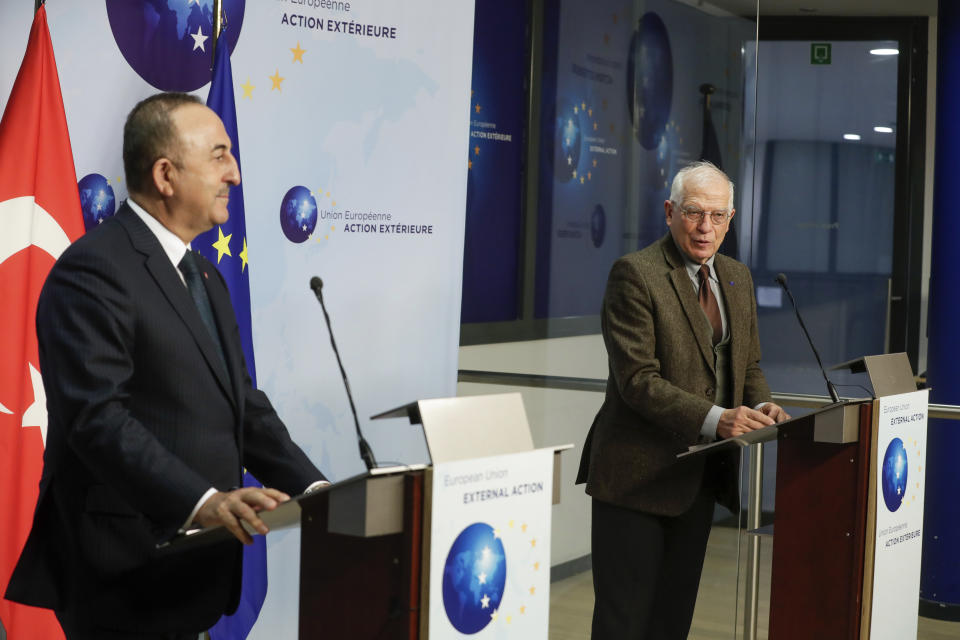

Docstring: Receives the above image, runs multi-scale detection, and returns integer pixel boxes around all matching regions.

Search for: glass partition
[460,1,765,638]
[532,0,757,321]
[461,0,761,340]
[744,37,899,398]
[458,1,940,638]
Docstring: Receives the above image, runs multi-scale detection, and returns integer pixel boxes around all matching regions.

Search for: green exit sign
[811,43,831,65]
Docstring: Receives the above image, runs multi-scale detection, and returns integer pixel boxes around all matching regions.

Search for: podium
[679,353,928,639]
[297,467,425,638]
[297,393,569,639]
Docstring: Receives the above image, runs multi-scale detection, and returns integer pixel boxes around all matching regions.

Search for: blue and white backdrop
[0,0,475,637]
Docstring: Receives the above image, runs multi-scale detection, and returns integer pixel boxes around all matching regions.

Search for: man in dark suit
[6,93,326,639]
[577,161,789,639]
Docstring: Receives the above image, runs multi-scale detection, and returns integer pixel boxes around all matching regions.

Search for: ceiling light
[870,48,899,56]
[874,126,893,133]
[843,134,861,141]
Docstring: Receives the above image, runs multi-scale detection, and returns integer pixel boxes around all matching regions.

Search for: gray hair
[669,161,734,210]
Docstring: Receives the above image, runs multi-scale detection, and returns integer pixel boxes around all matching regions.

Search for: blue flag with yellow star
[199,36,267,640]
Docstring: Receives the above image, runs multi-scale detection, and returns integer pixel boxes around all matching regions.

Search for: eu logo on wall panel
[105,0,246,91]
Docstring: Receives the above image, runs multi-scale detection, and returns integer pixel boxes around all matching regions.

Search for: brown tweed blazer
[576,233,771,516]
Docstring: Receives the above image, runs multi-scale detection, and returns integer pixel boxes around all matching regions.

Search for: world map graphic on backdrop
[626,12,672,151]
[105,0,245,91]
[0,2,476,634]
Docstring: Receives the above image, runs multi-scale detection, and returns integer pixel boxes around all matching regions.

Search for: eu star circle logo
[881,437,908,512]
[279,186,318,243]
[77,174,116,231]
[554,100,581,183]
[442,522,507,634]
[105,0,246,92]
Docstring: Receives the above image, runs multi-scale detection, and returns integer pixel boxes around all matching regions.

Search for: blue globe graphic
[279,186,318,243]
[77,173,116,231]
[590,204,606,248]
[626,12,673,150]
[554,100,582,183]
[106,0,245,92]
[881,437,908,512]
[637,120,682,248]
[442,522,507,634]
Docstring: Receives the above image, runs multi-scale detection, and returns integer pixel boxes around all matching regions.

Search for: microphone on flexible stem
[775,273,841,404]
[309,276,378,471]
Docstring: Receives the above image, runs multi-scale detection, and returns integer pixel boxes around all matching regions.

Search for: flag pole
[211,0,223,70]
[34,0,44,12]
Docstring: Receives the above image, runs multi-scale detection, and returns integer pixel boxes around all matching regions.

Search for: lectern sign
[867,389,928,639]
[428,448,553,639]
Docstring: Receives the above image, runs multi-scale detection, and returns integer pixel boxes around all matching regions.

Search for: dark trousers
[56,611,199,640]
[590,488,716,639]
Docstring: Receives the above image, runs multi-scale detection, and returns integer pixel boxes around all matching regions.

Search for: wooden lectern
[298,468,426,639]
[163,393,568,638]
[298,393,569,639]
[679,353,921,639]
[162,466,426,638]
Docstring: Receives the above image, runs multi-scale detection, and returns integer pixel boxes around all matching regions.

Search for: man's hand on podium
[195,487,291,545]
[759,402,791,424]
[717,402,790,439]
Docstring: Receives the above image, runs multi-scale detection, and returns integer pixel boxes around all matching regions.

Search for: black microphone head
[775,273,788,286]
[309,276,323,292]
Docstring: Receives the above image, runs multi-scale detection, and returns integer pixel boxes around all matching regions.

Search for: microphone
[309,276,378,470]
[775,273,840,403]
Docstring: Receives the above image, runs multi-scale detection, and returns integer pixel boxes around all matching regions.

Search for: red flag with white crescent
[0,5,83,638]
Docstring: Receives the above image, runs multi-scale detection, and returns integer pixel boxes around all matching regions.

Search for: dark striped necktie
[178,250,229,374]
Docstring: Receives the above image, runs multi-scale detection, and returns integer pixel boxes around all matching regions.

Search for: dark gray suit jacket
[6,204,323,633]
[577,233,771,516]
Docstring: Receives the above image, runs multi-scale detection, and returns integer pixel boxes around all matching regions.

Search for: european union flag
[197,36,267,640]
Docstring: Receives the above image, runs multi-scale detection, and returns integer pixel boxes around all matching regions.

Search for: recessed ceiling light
[874,126,894,133]
[870,48,899,56]
[843,134,861,141]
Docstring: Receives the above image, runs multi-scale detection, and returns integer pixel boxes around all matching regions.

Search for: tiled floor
[548,525,958,639]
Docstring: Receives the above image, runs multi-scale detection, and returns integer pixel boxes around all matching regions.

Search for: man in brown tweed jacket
[577,161,789,639]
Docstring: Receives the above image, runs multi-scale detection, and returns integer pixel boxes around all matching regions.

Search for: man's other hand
[759,402,791,424]
[194,487,291,545]
[717,406,775,439]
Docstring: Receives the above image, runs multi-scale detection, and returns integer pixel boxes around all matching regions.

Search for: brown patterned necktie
[698,265,722,345]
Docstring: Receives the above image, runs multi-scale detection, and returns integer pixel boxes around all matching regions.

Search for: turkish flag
[0,6,83,638]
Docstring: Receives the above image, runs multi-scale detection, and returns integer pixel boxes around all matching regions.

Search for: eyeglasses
[674,203,731,225]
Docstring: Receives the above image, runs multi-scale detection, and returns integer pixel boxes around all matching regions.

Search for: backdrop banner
[0,1,475,637]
